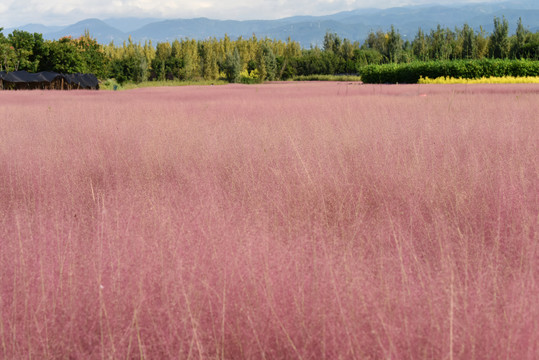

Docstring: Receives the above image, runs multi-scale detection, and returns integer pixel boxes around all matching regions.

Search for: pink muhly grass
[0,83,538,359]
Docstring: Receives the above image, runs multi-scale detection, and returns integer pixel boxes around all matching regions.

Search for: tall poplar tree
[489,16,509,58]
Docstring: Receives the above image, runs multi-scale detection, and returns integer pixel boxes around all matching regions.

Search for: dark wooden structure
[0,71,99,90]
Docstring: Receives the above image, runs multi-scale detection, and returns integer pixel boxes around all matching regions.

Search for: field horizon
[1,83,538,359]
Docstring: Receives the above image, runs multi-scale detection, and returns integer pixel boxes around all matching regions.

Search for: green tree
[107,37,149,83]
[222,34,232,56]
[400,40,414,63]
[7,30,46,71]
[428,25,454,60]
[171,39,181,58]
[41,37,84,73]
[256,42,276,81]
[153,42,172,80]
[30,32,48,72]
[223,47,242,83]
[276,37,301,79]
[510,18,529,59]
[521,32,539,59]
[475,26,489,59]
[460,23,476,59]
[178,39,200,80]
[198,40,219,80]
[387,25,403,63]
[489,16,509,58]
[412,28,429,61]
[323,32,342,54]
[353,48,383,66]
[363,30,388,63]
[71,31,107,77]
[340,38,354,61]
[109,54,147,83]
[0,28,17,71]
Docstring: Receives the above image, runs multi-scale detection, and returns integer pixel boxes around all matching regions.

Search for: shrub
[359,59,539,83]
[418,75,539,84]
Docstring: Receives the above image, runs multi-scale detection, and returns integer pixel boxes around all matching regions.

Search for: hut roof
[0,71,99,89]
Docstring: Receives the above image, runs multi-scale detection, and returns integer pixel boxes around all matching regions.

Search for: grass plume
[1,83,538,359]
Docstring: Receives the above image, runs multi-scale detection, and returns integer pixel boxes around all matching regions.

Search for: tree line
[1,16,537,84]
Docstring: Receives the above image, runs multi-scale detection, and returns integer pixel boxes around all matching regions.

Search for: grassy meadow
[1,82,538,359]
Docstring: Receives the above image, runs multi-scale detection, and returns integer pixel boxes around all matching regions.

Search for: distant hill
[4,0,538,47]
[46,19,126,43]
[7,23,64,34]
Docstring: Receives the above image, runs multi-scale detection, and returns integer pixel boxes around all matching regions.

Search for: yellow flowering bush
[240,69,261,84]
[418,76,539,84]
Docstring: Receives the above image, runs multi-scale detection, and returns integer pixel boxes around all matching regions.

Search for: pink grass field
[1,82,538,359]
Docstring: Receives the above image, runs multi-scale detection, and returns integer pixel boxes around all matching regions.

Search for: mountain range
[4,0,539,47]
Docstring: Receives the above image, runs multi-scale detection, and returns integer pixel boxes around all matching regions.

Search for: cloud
[1,0,503,28]
[0,1,9,13]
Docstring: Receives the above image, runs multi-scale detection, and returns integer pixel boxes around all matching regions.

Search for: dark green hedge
[359,59,539,84]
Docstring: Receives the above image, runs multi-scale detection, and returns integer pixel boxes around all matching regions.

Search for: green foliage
[520,32,539,60]
[223,48,242,83]
[177,41,200,80]
[239,68,262,84]
[412,28,429,62]
[292,74,362,81]
[151,42,173,80]
[101,78,227,90]
[359,59,539,84]
[510,18,531,59]
[294,49,347,76]
[4,30,47,72]
[40,37,84,73]
[198,41,220,80]
[109,56,147,84]
[489,16,510,59]
[387,26,403,63]
[460,24,476,60]
[256,42,277,81]
[151,55,183,80]
[363,30,389,63]
[73,31,107,77]
[2,18,537,86]
[101,78,122,90]
[276,56,296,80]
[108,37,150,83]
[0,35,17,72]
[323,32,342,54]
[353,48,384,66]
[7,30,35,71]
[427,25,456,60]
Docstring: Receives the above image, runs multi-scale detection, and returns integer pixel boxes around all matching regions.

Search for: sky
[1,0,505,28]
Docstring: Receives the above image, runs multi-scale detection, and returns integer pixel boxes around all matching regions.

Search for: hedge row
[359,59,539,84]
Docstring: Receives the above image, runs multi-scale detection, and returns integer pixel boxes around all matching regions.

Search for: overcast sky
[1,0,504,28]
